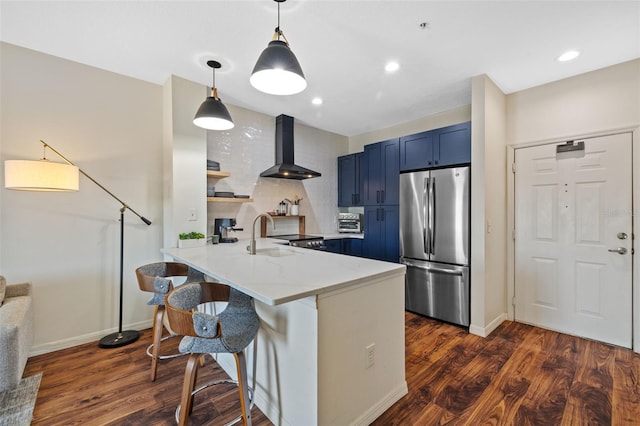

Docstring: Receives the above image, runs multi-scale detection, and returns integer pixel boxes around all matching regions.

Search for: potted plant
[284,195,303,216]
[178,231,206,248]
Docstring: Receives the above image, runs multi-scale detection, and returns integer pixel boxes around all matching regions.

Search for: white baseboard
[351,381,408,426]
[469,313,507,337]
[30,319,153,356]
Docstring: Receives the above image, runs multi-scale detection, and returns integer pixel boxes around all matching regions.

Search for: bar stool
[135,262,206,381]
[164,281,260,426]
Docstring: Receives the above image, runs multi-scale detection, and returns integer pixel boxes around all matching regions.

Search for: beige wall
[348,105,471,153]
[0,42,163,353]
[470,75,508,336]
[506,59,640,145]
[162,76,208,248]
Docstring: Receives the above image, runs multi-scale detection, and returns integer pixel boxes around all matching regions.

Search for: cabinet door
[363,206,381,259]
[381,139,399,205]
[364,139,399,205]
[434,121,471,167]
[324,239,344,254]
[363,206,399,262]
[400,131,433,172]
[354,152,364,206]
[381,205,400,263]
[363,143,382,205]
[344,238,363,257]
[338,154,356,207]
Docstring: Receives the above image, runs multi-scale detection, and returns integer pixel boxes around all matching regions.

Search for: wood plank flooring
[23,330,273,426]
[373,313,640,425]
[24,313,640,425]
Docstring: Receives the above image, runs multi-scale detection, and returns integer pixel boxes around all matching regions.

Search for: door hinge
[512,229,516,241]
[512,163,516,173]
[512,296,516,307]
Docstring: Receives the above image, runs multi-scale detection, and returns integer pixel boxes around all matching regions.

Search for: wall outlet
[365,343,375,369]
[188,208,197,221]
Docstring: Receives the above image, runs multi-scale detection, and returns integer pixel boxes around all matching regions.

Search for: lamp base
[98,330,140,349]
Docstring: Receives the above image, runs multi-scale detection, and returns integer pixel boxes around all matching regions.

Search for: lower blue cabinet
[363,205,399,263]
[343,238,363,257]
[324,239,344,254]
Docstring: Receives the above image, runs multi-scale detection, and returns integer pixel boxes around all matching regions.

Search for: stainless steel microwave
[338,213,363,233]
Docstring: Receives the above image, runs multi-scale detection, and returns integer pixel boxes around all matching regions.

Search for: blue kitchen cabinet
[363,205,399,262]
[343,238,363,257]
[363,138,399,205]
[337,153,363,207]
[324,238,344,254]
[434,121,471,167]
[399,130,433,171]
[399,121,471,171]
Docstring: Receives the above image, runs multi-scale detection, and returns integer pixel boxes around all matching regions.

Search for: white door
[514,133,633,348]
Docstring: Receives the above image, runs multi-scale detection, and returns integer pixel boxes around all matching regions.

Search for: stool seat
[165,281,259,426]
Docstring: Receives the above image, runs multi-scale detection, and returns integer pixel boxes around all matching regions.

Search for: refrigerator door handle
[423,177,429,254]
[430,177,436,253]
[400,259,463,276]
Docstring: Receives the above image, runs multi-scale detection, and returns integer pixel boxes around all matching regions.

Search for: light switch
[188,208,197,221]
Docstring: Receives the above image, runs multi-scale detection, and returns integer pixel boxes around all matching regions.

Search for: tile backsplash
[207,104,349,239]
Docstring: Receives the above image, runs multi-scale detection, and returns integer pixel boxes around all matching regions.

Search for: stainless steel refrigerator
[400,166,470,326]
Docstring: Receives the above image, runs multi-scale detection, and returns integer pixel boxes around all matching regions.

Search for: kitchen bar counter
[161,239,407,426]
[161,237,392,305]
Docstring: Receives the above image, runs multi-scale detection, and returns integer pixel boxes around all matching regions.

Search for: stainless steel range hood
[260,114,321,180]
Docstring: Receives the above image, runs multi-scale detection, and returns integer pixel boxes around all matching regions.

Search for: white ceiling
[1,1,639,136]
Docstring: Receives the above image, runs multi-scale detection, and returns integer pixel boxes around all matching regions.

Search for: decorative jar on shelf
[289,205,299,216]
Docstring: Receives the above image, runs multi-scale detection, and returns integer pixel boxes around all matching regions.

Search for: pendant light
[193,60,234,131]
[250,0,306,96]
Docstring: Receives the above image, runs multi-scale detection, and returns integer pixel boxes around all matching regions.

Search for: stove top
[272,234,323,242]
[272,234,325,249]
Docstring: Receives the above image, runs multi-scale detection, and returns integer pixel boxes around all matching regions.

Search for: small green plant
[179,232,206,240]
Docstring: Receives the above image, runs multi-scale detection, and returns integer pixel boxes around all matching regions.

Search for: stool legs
[178,353,201,426]
[150,305,165,381]
[234,351,252,426]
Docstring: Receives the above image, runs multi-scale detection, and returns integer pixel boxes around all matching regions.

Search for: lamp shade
[4,159,79,191]
[193,96,235,131]
[250,40,307,95]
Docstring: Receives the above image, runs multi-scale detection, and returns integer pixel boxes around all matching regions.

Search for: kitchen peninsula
[162,238,407,426]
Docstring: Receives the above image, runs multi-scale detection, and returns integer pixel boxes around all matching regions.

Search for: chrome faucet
[248,213,275,255]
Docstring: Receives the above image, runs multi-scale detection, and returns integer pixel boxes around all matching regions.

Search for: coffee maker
[214,218,242,243]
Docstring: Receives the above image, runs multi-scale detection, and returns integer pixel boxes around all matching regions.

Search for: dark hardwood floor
[24,313,640,425]
[373,313,640,425]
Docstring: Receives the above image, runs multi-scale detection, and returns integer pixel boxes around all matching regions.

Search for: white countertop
[161,238,404,306]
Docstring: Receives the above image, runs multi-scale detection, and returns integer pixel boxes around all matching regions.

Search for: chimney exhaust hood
[260,114,321,180]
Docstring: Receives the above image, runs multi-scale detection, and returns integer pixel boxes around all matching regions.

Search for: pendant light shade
[5,159,79,191]
[250,0,306,96]
[193,60,234,131]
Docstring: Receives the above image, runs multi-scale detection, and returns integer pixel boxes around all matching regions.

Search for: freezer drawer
[402,259,470,327]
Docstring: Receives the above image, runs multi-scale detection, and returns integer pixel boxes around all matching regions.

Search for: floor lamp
[4,140,152,348]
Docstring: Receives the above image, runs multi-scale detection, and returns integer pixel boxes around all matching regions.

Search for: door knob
[608,247,627,255]
[617,232,628,240]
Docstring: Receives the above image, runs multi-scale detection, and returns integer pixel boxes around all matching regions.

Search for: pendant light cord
[211,65,219,99]
[277,0,280,35]
[272,0,290,45]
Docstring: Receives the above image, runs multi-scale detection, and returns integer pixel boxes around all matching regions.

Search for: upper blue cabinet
[363,138,399,205]
[399,121,471,172]
[337,152,363,207]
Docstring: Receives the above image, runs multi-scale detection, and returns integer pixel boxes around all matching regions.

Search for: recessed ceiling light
[385,61,400,73]
[312,97,323,105]
[557,50,580,62]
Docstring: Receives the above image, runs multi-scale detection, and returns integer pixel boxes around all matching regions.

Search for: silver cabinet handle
[608,247,628,255]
